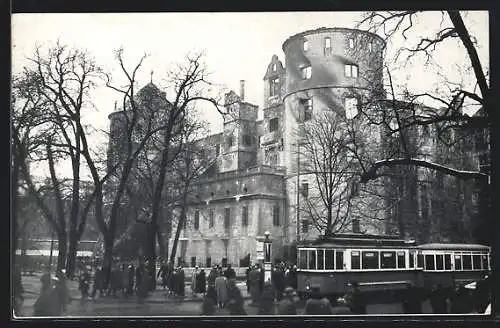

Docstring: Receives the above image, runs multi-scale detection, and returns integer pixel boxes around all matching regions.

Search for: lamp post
[263,230,272,281]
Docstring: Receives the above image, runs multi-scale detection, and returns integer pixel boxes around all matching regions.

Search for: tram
[296,234,491,300]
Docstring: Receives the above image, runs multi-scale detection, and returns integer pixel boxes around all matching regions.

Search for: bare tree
[356,11,489,183]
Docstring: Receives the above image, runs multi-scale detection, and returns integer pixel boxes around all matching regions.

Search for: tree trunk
[57,232,68,271]
[66,231,78,278]
[169,205,186,266]
[103,234,114,289]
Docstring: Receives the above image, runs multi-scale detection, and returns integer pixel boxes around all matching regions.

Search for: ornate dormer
[263,55,285,108]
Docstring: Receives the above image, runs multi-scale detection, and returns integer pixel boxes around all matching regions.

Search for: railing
[195,165,286,183]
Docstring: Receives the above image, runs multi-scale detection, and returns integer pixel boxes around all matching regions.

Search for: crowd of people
[22,258,490,317]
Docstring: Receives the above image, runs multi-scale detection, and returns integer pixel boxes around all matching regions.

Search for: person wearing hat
[331,297,352,315]
[277,287,298,315]
[55,269,70,313]
[344,281,366,314]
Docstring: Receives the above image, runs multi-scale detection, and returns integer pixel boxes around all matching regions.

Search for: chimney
[239,80,245,101]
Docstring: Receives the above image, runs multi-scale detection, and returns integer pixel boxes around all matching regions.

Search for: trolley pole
[296,142,300,243]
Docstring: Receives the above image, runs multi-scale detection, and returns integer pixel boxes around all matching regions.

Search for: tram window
[417,254,424,268]
[381,251,396,269]
[473,255,481,270]
[362,251,379,269]
[351,251,361,269]
[317,249,325,270]
[463,254,472,270]
[454,255,462,270]
[436,254,444,270]
[308,250,317,270]
[481,255,489,270]
[397,251,406,269]
[444,255,452,270]
[299,250,308,269]
[336,251,344,270]
[409,252,415,268]
[325,250,334,269]
[425,255,435,270]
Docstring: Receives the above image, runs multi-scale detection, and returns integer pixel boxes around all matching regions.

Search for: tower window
[269,117,279,132]
[265,147,278,166]
[194,210,200,230]
[242,206,249,227]
[302,98,313,121]
[324,37,332,56]
[301,66,312,80]
[303,40,309,51]
[301,182,309,197]
[215,144,220,156]
[209,209,214,228]
[227,135,234,147]
[345,97,359,119]
[349,38,355,49]
[270,77,280,97]
[273,204,280,226]
[368,42,373,53]
[243,135,252,146]
[272,63,277,71]
[224,208,231,229]
[344,64,358,78]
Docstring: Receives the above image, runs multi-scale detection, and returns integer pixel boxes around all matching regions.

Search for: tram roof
[298,234,415,248]
[418,243,490,251]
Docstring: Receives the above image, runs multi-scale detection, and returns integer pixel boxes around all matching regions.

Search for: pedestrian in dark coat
[135,263,143,293]
[429,284,448,314]
[157,261,168,290]
[196,269,206,294]
[91,266,104,299]
[227,279,246,315]
[127,264,135,296]
[249,266,261,304]
[259,266,265,291]
[271,265,285,301]
[345,281,366,314]
[402,284,423,314]
[277,287,298,315]
[55,270,70,313]
[224,264,236,280]
[258,281,275,315]
[245,265,252,293]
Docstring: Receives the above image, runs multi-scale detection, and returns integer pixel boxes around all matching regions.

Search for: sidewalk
[21,273,251,304]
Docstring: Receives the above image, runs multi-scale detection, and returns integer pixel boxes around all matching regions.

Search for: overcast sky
[12,11,489,179]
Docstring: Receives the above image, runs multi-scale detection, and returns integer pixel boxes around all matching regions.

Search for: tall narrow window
[224,208,230,229]
[273,204,280,226]
[368,42,373,53]
[272,63,277,71]
[344,64,358,78]
[345,97,359,119]
[227,135,234,147]
[209,209,214,228]
[194,210,200,230]
[324,37,332,56]
[325,250,334,269]
[352,219,360,233]
[397,251,406,268]
[336,251,344,270]
[303,40,309,51]
[242,206,248,227]
[243,135,252,146]
[301,66,312,80]
[301,182,309,197]
[301,219,309,233]
[303,98,312,121]
[215,144,220,156]
[269,118,279,132]
[349,38,355,49]
[351,251,361,269]
[317,249,325,270]
[270,77,280,97]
